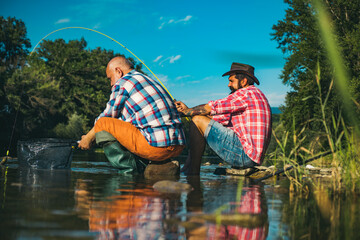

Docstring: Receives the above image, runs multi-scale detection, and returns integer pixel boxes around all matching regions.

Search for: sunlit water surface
[1,152,359,239]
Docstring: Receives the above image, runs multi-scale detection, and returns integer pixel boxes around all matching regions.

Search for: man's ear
[241,77,248,87]
[115,67,123,76]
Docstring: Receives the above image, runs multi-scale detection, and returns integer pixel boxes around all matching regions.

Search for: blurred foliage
[53,113,89,140]
[271,0,360,152]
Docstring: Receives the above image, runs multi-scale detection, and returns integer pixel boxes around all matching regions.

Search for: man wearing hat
[175,62,272,175]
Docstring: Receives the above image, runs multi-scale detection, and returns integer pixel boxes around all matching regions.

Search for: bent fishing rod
[2,27,176,164]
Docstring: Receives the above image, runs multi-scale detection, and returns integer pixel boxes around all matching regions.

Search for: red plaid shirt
[208,86,272,164]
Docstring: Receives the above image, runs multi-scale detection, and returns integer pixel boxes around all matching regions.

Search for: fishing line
[30,27,173,98]
[2,27,181,162]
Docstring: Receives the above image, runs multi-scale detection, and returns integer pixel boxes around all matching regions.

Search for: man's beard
[229,85,241,94]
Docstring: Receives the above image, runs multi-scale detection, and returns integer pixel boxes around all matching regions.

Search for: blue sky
[2,0,290,107]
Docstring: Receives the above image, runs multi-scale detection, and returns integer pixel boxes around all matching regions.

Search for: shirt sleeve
[94,84,129,124]
[211,113,231,125]
[208,91,247,116]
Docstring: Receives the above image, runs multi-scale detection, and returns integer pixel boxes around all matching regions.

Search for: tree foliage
[0,16,31,153]
[5,37,141,138]
[53,113,89,140]
[0,16,31,92]
[271,0,360,151]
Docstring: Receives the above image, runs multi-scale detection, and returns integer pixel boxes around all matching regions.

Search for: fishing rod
[1,27,175,165]
[30,27,173,98]
[253,150,333,183]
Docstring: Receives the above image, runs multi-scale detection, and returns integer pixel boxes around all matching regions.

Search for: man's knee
[94,117,107,132]
[192,115,208,125]
[191,116,211,134]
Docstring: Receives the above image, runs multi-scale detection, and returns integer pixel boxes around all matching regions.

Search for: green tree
[271,0,360,151]
[5,38,142,140]
[0,16,31,154]
[53,113,89,140]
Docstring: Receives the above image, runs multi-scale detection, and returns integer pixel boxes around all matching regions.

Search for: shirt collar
[113,69,136,87]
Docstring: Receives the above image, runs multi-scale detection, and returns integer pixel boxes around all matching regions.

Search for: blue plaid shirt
[95,70,186,147]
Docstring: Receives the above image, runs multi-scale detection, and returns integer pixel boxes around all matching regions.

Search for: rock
[153,180,193,193]
[256,166,272,171]
[248,170,272,179]
[320,168,333,175]
[144,160,180,179]
[226,168,257,176]
[214,166,273,177]
[306,164,315,169]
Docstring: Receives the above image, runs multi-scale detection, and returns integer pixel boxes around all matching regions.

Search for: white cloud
[176,15,192,23]
[158,55,182,66]
[158,15,193,30]
[188,80,200,84]
[169,55,181,63]
[156,74,169,83]
[158,22,165,30]
[175,75,191,80]
[55,18,70,24]
[93,23,101,29]
[153,55,163,62]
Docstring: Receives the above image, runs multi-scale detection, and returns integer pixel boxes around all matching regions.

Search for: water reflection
[75,176,184,239]
[2,153,360,239]
[0,168,82,240]
[18,168,72,209]
[74,173,268,240]
[184,179,268,240]
[207,185,268,240]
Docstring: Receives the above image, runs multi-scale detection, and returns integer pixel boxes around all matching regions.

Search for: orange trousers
[94,117,184,161]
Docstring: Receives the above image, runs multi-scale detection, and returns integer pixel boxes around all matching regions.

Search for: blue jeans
[204,120,257,168]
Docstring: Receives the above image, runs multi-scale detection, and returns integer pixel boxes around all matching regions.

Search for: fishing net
[17,138,76,169]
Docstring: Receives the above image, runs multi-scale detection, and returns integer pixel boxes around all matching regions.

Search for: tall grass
[311,0,360,136]
[270,118,310,193]
[311,0,360,192]
[270,62,360,193]
[266,0,360,194]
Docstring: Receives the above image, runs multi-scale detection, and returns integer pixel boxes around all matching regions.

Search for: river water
[1,152,359,239]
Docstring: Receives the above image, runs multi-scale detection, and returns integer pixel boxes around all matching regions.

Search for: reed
[311,0,360,137]
[310,0,360,192]
[267,0,360,193]
[269,62,360,193]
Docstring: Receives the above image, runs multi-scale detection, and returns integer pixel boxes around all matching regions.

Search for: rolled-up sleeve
[208,92,247,125]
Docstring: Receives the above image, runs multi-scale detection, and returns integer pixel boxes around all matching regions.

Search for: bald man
[79,56,185,172]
